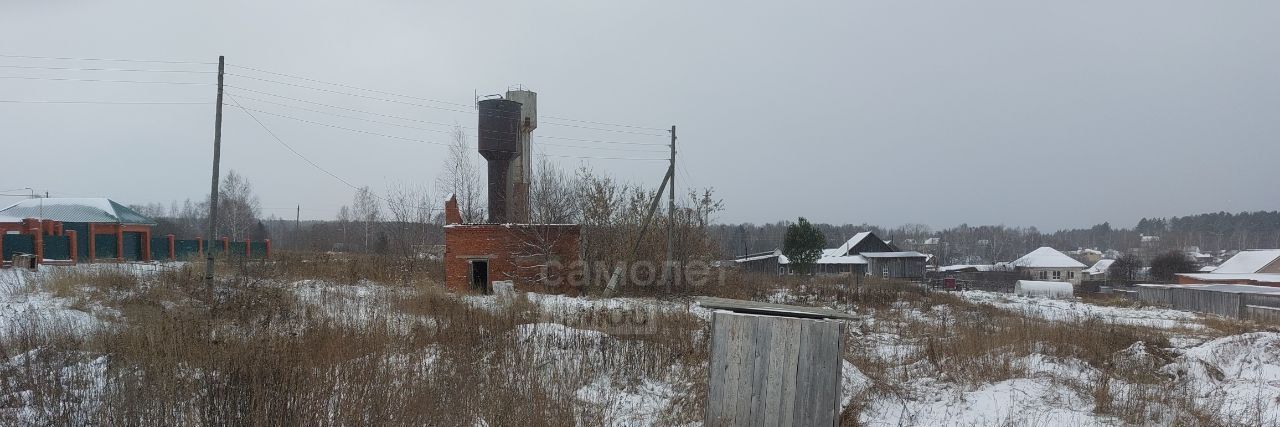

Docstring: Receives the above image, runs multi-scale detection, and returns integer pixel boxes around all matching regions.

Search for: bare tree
[435,126,484,223]
[336,205,352,251]
[529,157,579,224]
[351,186,381,252]
[217,170,261,240]
[385,183,436,260]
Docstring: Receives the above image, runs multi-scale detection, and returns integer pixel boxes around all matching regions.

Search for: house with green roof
[0,198,157,261]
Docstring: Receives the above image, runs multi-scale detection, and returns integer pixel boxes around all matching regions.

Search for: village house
[1083,259,1115,281]
[1011,247,1087,285]
[733,231,928,279]
[1175,249,1280,287]
[0,198,157,262]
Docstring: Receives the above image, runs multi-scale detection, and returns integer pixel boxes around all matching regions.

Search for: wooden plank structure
[699,297,855,426]
[1128,284,1280,322]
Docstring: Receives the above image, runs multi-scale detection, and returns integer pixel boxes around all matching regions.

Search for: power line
[229,103,668,161]
[226,85,668,146]
[227,94,444,212]
[228,92,666,154]
[0,75,211,85]
[225,94,364,191]
[0,64,215,73]
[225,89,458,128]
[227,104,451,147]
[227,74,668,137]
[541,115,669,132]
[0,53,216,65]
[227,63,472,108]
[229,62,669,132]
[227,73,476,115]
[0,100,210,105]
[526,120,669,137]
[532,141,665,153]
[226,94,453,135]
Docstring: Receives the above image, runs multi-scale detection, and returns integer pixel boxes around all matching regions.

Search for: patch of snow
[960,290,1201,329]
[576,376,676,426]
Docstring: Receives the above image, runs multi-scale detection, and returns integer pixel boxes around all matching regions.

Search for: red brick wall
[444,224,582,293]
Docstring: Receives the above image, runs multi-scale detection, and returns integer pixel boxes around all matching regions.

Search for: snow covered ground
[4,264,1279,425]
[960,290,1203,329]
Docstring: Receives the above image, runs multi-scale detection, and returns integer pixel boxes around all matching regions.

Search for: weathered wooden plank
[748,315,772,426]
[721,313,742,427]
[737,315,752,424]
[762,316,801,426]
[789,319,815,426]
[809,321,840,426]
[804,321,830,427]
[706,313,728,424]
[697,297,858,320]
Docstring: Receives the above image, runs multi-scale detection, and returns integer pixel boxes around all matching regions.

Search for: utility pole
[296,205,301,250]
[203,56,225,285]
[666,125,676,291]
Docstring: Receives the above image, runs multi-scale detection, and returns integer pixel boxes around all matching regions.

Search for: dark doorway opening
[470,260,489,293]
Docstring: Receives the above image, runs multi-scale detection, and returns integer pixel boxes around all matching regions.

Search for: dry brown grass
[3,263,1264,425]
[0,255,709,425]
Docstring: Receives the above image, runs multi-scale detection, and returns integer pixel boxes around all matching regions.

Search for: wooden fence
[1128,285,1280,322]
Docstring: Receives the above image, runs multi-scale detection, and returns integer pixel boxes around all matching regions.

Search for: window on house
[882,265,889,278]
[1053,270,1062,280]
[1039,271,1048,279]
[1068,271,1075,279]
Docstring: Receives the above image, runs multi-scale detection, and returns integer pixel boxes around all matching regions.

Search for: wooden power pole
[203,56,225,285]
[667,125,676,291]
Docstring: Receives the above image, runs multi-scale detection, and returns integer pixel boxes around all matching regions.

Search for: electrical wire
[0,53,216,65]
[228,93,666,154]
[0,64,215,73]
[541,116,668,132]
[229,62,669,132]
[227,64,472,108]
[227,73,476,114]
[227,103,669,161]
[225,89,458,128]
[0,75,211,85]
[227,74,668,136]
[227,94,453,135]
[0,100,210,105]
[227,94,443,212]
[227,104,451,147]
[225,94,365,191]
[226,86,669,146]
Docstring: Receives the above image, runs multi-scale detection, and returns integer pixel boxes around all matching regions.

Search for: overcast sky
[2,1,1277,231]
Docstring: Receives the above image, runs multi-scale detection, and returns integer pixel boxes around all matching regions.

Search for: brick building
[442,195,581,293]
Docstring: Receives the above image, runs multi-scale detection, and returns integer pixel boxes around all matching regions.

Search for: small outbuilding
[1014,280,1074,299]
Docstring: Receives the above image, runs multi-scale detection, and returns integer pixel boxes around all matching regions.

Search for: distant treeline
[711,211,1280,264]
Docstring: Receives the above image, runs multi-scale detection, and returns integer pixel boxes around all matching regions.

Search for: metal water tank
[476,98,522,160]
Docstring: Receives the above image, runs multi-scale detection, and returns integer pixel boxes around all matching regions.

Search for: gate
[2,234,35,259]
[174,239,202,259]
[121,232,145,261]
[43,235,71,260]
[151,237,170,261]
[95,234,118,259]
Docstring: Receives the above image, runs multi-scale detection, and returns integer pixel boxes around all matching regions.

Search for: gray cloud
[2,0,1276,230]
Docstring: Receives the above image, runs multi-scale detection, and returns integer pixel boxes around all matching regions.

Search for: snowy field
[2,263,1279,425]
